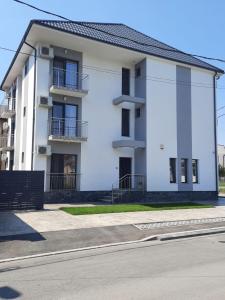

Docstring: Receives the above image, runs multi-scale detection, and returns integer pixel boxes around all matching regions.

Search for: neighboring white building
[218,144,225,168]
[0,20,223,201]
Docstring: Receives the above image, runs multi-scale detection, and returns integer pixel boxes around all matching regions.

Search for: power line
[0,44,225,90]
[12,0,225,64]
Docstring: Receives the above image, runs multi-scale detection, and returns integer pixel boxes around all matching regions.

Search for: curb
[1,227,225,264]
[158,226,225,241]
[0,235,157,264]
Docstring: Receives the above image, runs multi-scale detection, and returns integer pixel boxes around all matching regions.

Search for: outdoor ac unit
[38,46,54,59]
[1,153,7,161]
[37,145,51,156]
[2,122,9,131]
[38,96,52,107]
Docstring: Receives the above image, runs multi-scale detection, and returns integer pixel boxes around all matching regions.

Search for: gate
[0,171,44,211]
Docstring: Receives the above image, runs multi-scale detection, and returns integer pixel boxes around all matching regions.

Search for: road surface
[1,234,225,299]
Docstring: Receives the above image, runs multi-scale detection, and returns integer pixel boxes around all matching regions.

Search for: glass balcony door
[53,58,78,89]
[52,102,78,138]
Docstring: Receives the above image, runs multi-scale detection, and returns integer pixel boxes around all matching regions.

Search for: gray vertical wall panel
[176,66,193,191]
[134,59,146,177]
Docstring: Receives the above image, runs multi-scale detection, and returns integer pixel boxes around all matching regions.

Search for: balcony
[0,98,16,118]
[0,134,14,151]
[113,95,145,105]
[48,117,88,142]
[46,173,80,191]
[50,68,89,98]
[112,139,145,149]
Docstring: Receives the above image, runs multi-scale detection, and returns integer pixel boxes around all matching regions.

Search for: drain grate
[134,217,225,230]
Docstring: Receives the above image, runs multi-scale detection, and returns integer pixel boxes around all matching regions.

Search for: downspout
[24,42,37,171]
[213,72,219,194]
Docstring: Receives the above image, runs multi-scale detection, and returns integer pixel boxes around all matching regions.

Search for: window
[135,67,141,78]
[170,158,176,183]
[121,108,130,137]
[21,152,24,163]
[24,58,29,76]
[23,107,26,117]
[135,108,141,118]
[181,159,188,183]
[192,159,198,183]
[122,68,130,95]
[53,57,79,89]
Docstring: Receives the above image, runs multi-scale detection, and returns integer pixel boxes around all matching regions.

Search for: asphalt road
[1,234,225,299]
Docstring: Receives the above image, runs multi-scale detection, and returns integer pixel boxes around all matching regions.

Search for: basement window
[192,159,199,183]
[181,158,188,183]
[170,158,176,183]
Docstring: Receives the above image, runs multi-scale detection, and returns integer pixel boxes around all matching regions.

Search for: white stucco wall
[191,69,216,191]
[80,53,135,191]
[146,58,178,191]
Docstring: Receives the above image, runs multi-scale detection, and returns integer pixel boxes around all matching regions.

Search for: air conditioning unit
[38,96,52,107]
[2,122,9,131]
[37,145,51,156]
[1,153,7,161]
[38,45,54,59]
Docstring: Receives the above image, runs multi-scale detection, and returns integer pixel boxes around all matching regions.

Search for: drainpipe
[24,42,37,171]
[213,72,219,193]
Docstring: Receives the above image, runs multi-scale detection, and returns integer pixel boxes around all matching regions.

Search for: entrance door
[119,157,132,189]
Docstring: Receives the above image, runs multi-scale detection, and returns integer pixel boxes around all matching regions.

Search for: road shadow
[0,286,22,299]
[0,212,45,242]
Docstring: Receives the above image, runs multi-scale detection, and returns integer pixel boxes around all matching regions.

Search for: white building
[0,20,223,202]
[218,144,225,168]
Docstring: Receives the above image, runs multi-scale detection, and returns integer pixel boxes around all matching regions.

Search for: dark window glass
[52,102,78,137]
[24,59,29,76]
[50,154,77,190]
[23,107,26,117]
[192,159,198,183]
[135,67,141,77]
[121,108,130,137]
[181,159,188,183]
[170,158,176,183]
[135,108,141,118]
[22,152,24,163]
[53,58,78,89]
[122,68,130,95]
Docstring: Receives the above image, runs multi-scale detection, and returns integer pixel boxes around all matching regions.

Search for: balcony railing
[0,134,14,150]
[52,68,89,91]
[47,173,80,191]
[0,98,16,118]
[48,118,88,141]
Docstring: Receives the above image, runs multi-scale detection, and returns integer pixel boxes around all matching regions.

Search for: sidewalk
[1,203,225,260]
[1,205,225,237]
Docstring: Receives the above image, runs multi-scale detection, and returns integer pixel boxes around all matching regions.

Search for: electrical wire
[12,0,225,64]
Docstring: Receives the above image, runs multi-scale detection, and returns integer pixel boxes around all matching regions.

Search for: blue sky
[0,0,225,143]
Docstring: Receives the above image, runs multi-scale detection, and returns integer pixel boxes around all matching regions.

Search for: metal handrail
[47,172,81,191]
[112,173,145,203]
[52,67,89,90]
[0,134,14,148]
[48,117,88,139]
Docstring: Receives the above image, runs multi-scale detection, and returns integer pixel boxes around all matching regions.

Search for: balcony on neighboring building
[0,134,14,151]
[50,67,89,98]
[0,98,16,119]
[48,117,88,142]
[113,95,145,106]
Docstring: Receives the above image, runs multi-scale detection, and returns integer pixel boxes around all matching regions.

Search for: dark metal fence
[0,171,44,211]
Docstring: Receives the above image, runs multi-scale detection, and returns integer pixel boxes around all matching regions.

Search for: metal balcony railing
[48,118,88,140]
[0,98,16,118]
[47,173,80,191]
[52,68,89,91]
[0,134,14,150]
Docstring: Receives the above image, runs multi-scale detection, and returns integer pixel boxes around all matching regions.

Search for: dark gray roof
[35,20,223,73]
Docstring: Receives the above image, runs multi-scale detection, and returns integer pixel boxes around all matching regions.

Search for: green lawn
[60,203,213,216]
[219,181,225,193]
